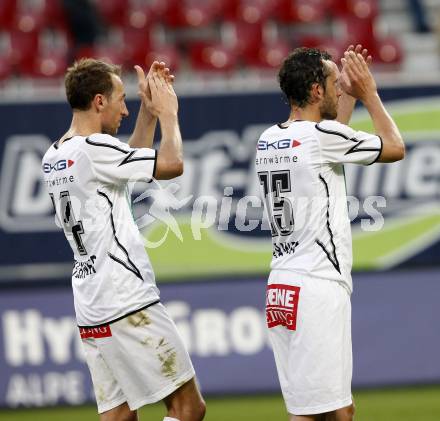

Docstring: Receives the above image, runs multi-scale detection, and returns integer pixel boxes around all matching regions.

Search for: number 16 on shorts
[266,284,301,331]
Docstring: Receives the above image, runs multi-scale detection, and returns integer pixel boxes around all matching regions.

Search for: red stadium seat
[94,0,129,27]
[0,55,12,80]
[45,0,69,31]
[342,16,376,54]
[0,0,17,30]
[245,39,291,69]
[297,35,347,62]
[297,34,327,49]
[348,0,378,19]
[327,0,349,17]
[13,27,69,77]
[0,30,13,79]
[275,0,327,24]
[144,44,181,72]
[316,38,346,63]
[218,0,239,20]
[376,37,402,65]
[221,21,263,62]
[13,0,68,32]
[122,28,152,67]
[329,0,378,19]
[151,0,217,28]
[75,44,125,66]
[125,2,156,30]
[327,0,379,19]
[8,29,39,73]
[30,51,68,77]
[225,0,279,24]
[189,42,237,72]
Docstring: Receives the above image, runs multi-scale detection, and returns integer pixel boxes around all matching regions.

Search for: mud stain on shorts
[127,310,151,328]
[141,336,153,347]
[95,385,106,403]
[158,348,177,378]
[156,337,166,349]
[175,379,188,389]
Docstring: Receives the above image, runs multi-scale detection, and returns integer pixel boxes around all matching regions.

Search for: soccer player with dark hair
[42,59,205,421]
[256,46,404,420]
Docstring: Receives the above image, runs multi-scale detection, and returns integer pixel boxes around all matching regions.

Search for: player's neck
[65,111,102,138]
[288,105,321,123]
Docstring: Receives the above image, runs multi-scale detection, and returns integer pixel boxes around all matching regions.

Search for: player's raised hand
[340,44,373,98]
[148,70,178,118]
[134,61,175,115]
[340,48,377,102]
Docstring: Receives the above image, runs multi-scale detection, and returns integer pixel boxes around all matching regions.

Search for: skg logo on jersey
[257,139,301,150]
[43,159,74,173]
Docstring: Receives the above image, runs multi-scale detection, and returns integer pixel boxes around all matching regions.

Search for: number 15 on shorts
[266,284,301,331]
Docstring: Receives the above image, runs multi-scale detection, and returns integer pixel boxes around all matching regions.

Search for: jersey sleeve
[85,134,156,185]
[316,120,383,165]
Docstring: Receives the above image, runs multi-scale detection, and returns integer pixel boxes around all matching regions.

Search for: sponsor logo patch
[266,284,300,330]
[43,159,74,173]
[257,139,301,150]
[79,325,112,339]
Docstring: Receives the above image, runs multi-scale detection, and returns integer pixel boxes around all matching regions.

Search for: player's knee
[168,396,206,421]
[116,409,137,421]
[339,403,355,421]
[193,398,206,421]
[185,397,206,421]
[348,402,355,420]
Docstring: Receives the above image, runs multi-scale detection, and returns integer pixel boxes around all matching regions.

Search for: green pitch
[1,386,439,420]
[144,98,440,281]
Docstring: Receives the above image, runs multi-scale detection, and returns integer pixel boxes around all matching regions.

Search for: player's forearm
[128,102,157,149]
[156,113,183,178]
[336,93,356,125]
[362,93,405,162]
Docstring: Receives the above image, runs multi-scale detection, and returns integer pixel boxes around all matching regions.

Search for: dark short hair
[278,47,332,108]
[65,58,122,110]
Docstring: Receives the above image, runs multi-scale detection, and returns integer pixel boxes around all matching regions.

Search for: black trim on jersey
[107,253,142,279]
[150,150,157,183]
[86,137,156,175]
[277,120,304,129]
[315,174,341,274]
[77,300,160,328]
[367,135,383,165]
[315,123,381,156]
[97,190,144,281]
[86,137,130,153]
[118,149,156,167]
[53,136,74,150]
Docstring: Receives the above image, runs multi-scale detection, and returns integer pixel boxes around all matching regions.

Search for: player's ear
[93,94,107,112]
[311,82,324,102]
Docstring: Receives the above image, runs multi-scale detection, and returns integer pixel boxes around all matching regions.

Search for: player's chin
[322,110,338,120]
[102,127,119,136]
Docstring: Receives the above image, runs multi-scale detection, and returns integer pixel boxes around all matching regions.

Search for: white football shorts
[266,270,352,415]
[80,302,195,414]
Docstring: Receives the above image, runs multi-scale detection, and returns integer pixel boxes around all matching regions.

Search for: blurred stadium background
[1,0,440,420]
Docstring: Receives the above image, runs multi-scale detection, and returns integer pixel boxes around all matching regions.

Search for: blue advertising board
[0,269,439,408]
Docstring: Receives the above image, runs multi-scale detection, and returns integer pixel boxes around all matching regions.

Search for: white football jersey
[255,119,382,293]
[42,134,159,326]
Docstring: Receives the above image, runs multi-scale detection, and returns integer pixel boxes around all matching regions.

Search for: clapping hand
[134,61,175,116]
[340,44,376,101]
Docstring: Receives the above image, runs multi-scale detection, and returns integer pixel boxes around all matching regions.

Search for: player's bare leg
[325,403,355,421]
[289,403,354,421]
[163,377,206,421]
[99,402,138,421]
